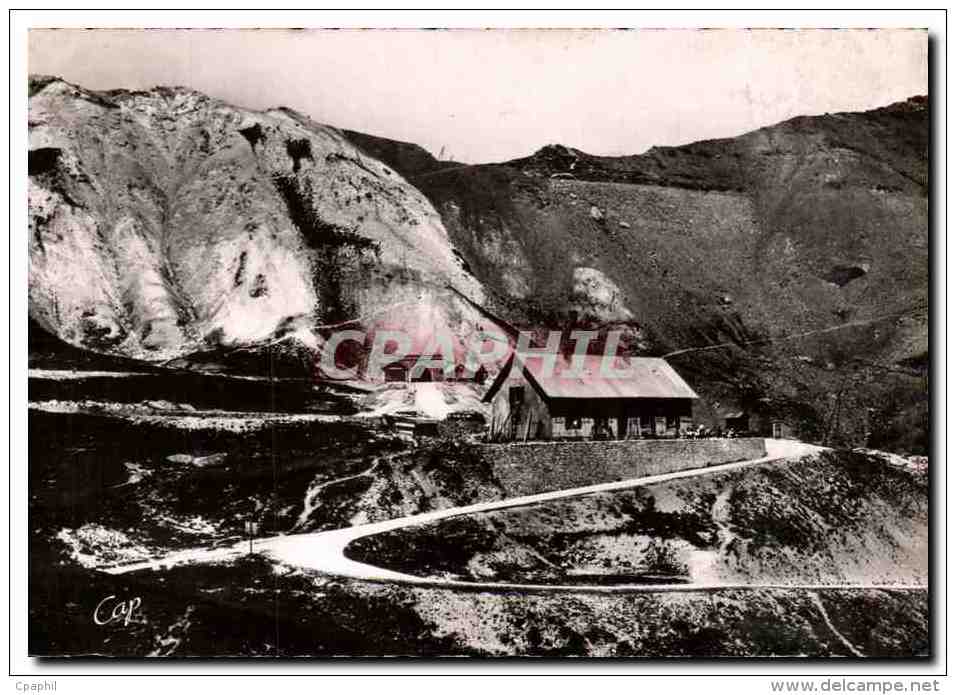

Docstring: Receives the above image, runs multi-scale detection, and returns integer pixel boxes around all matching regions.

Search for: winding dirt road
[99,438,925,594]
[94,437,926,595]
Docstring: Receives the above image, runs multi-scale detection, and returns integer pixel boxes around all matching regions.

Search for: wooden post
[245,520,258,555]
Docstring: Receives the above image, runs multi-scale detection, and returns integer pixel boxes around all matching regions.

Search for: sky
[28,28,928,163]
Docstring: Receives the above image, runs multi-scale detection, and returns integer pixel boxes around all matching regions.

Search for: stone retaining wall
[479,437,767,497]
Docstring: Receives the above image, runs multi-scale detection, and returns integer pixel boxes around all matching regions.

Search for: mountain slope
[27,77,928,451]
[28,76,482,364]
[349,449,928,587]
[343,98,929,452]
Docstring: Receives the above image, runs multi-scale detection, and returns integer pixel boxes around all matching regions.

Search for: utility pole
[824,374,851,447]
[244,520,258,555]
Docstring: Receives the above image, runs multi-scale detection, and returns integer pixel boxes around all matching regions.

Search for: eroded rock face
[571,267,633,322]
[28,77,482,361]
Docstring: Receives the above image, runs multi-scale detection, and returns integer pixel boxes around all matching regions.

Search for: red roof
[485,353,699,401]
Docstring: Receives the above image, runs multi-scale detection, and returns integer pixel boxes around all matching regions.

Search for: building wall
[746,412,799,439]
[542,398,694,440]
[771,421,797,439]
[488,367,552,441]
[551,415,597,439]
[491,389,696,442]
[485,354,698,442]
[478,437,767,496]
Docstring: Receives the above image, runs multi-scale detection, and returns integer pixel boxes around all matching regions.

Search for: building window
[593,417,613,440]
[626,417,642,438]
[566,417,582,430]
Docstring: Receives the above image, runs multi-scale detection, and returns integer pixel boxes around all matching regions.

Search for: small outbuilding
[382,354,443,383]
[379,354,487,384]
[483,353,699,442]
[771,420,796,440]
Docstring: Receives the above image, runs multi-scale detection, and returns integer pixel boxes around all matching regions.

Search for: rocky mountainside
[343,98,929,452]
[27,77,929,452]
[28,76,483,366]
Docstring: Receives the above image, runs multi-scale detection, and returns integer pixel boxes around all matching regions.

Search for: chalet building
[483,353,699,442]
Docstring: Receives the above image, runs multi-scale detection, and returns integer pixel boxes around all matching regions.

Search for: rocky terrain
[29,404,500,569]
[348,450,928,587]
[27,347,928,658]
[26,80,930,657]
[30,558,928,657]
[343,98,930,453]
[28,76,483,370]
[30,432,928,657]
[27,395,505,657]
[29,77,929,452]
